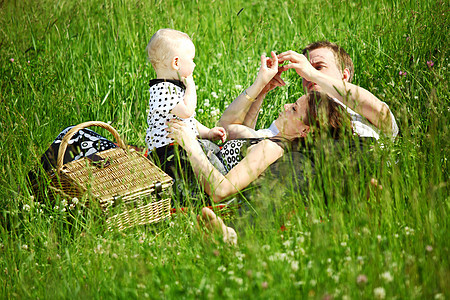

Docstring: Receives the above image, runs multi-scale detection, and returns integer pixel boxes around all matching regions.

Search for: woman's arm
[167,120,284,203]
[218,52,285,139]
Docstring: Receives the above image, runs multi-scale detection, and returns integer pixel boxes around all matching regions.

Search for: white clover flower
[112,253,118,259]
[377,235,382,242]
[435,293,444,300]
[340,241,347,247]
[211,92,219,99]
[23,204,31,212]
[217,265,226,272]
[21,244,28,250]
[54,205,59,210]
[61,199,67,207]
[294,281,304,287]
[197,108,204,114]
[218,80,222,86]
[235,251,245,260]
[217,53,222,59]
[204,99,210,107]
[211,109,218,117]
[234,277,243,285]
[310,279,317,286]
[374,287,386,299]
[381,271,394,283]
[235,84,243,90]
[291,261,299,272]
[262,245,270,251]
[72,197,79,205]
[69,204,75,210]
[283,240,292,247]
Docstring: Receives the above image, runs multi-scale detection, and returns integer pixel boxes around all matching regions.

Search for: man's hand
[277,50,316,82]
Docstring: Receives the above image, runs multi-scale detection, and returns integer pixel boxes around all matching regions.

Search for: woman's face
[276,94,310,139]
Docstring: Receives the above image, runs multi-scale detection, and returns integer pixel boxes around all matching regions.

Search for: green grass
[0,0,449,298]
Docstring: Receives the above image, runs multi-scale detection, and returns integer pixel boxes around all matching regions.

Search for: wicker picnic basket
[36,121,173,231]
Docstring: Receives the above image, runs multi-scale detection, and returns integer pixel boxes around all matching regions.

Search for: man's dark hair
[302,41,354,83]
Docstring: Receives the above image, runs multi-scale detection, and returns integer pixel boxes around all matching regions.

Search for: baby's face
[176,40,196,78]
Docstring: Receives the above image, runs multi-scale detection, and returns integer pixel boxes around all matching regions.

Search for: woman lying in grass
[169,49,395,243]
[167,51,377,203]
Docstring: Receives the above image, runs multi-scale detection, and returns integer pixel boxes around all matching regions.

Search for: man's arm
[278,51,394,135]
[310,72,393,134]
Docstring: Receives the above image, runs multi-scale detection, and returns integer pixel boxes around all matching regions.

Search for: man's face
[302,47,343,92]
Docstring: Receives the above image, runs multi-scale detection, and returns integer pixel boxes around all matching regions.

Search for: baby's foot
[197,207,237,245]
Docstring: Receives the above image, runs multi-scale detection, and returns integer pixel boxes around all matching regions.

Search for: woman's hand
[260,69,285,95]
[255,51,282,88]
[167,119,198,149]
[277,50,316,82]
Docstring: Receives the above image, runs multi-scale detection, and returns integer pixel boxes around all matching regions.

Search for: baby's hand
[183,75,195,89]
[208,127,227,143]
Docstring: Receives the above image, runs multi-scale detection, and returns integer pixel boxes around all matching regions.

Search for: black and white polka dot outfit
[145,79,198,151]
[217,138,263,173]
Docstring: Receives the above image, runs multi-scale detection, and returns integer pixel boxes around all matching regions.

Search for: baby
[145,28,226,175]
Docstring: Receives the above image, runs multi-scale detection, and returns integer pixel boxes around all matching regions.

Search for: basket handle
[57,121,126,172]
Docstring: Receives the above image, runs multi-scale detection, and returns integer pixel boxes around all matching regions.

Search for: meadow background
[0,0,448,298]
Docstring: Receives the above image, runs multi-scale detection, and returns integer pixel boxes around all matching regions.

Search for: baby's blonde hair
[146,28,192,71]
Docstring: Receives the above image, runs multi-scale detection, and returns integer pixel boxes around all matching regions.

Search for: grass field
[0,0,449,298]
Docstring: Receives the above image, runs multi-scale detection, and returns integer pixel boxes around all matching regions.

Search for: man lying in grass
[219,41,398,141]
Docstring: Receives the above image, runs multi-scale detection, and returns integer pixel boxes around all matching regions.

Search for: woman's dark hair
[274,91,353,152]
[304,91,352,139]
